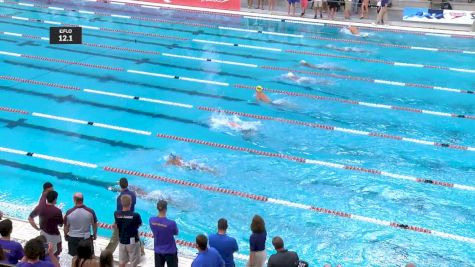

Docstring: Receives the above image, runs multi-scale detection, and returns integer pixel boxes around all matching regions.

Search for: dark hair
[43,182,53,191]
[34,235,47,260]
[46,191,58,204]
[100,250,114,267]
[217,218,228,231]
[195,234,208,251]
[119,178,128,189]
[250,215,266,233]
[24,238,43,260]
[272,236,284,250]
[74,239,94,267]
[157,200,167,212]
[0,219,13,237]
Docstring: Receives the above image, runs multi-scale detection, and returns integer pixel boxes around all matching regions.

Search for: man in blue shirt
[150,200,179,267]
[106,177,137,253]
[209,218,238,267]
[191,234,224,267]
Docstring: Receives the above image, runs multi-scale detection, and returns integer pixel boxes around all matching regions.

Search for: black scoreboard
[49,27,82,44]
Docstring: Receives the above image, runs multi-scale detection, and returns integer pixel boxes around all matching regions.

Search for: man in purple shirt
[150,200,178,267]
[64,192,98,256]
[28,191,63,257]
[191,235,224,267]
[106,177,137,253]
[209,218,238,267]
[16,238,60,267]
[0,219,24,264]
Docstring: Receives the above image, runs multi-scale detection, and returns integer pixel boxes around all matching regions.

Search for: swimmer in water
[282,72,320,85]
[108,185,172,203]
[348,25,360,35]
[255,85,271,103]
[299,60,347,71]
[166,153,217,174]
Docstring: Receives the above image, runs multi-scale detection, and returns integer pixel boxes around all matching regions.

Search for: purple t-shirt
[149,217,178,254]
[29,204,63,235]
[249,231,266,252]
[16,261,55,267]
[0,239,24,264]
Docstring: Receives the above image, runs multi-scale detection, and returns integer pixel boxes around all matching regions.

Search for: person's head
[195,234,208,252]
[24,238,44,261]
[0,219,13,237]
[43,182,53,192]
[76,239,93,260]
[120,194,132,210]
[73,192,84,205]
[217,218,228,233]
[250,215,266,234]
[46,190,58,205]
[406,263,416,267]
[255,85,263,93]
[99,250,113,267]
[157,200,168,214]
[272,236,284,251]
[119,177,128,189]
[34,235,47,260]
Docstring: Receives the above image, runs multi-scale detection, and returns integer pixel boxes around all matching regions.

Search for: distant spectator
[64,193,98,257]
[268,0,276,12]
[313,0,324,19]
[191,235,224,267]
[0,219,24,264]
[375,0,389,24]
[406,263,416,267]
[344,0,351,19]
[300,0,308,16]
[256,0,264,9]
[287,0,298,16]
[105,178,136,253]
[16,238,60,267]
[327,0,339,19]
[71,239,99,267]
[28,191,63,257]
[267,236,299,267]
[360,0,369,18]
[150,200,178,267]
[99,250,113,267]
[246,215,266,267]
[114,195,142,267]
[209,218,238,267]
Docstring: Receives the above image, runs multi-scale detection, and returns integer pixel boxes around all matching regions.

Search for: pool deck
[8,217,194,267]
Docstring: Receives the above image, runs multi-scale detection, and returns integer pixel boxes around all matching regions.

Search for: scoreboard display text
[49,27,82,44]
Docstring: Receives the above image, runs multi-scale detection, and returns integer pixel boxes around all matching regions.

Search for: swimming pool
[0,0,474,265]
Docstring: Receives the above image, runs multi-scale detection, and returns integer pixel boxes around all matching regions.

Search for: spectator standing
[268,0,275,12]
[114,195,142,267]
[71,239,99,267]
[288,0,299,16]
[360,0,369,18]
[150,200,178,267]
[16,238,60,267]
[209,218,238,267]
[327,0,339,19]
[28,191,63,257]
[313,0,324,18]
[191,235,224,267]
[64,193,98,257]
[0,219,24,264]
[300,0,308,16]
[376,0,389,24]
[105,178,137,253]
[344,0,352,19]
[267,236,299,267]
[246,215,267,267]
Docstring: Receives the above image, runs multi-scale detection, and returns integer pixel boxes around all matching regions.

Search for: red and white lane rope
[3,0,475,55]
[0,146,473,244]
[1,75,473,152]
[260,66,474,95]
[0,49,228,86]
[233,84,475,120]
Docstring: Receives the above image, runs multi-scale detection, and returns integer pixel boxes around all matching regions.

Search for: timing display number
[50,27,82,44]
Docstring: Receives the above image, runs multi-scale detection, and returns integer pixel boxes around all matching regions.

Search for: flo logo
[49,27,82,44]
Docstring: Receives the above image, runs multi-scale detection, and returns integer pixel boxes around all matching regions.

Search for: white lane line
[3,32,22,37]
[192,39,233,46]
[48,6,64,10]
[83,89,194,108]
[286,20,324,26]
[358,102,391,109]
[179,77,229,86]
[243,16,282,22]
[141,5,161,9]
[40,37,49,41]
[305,159,345,169]
[411,46,438,51]
[78,10,95,14]
[11,16,29,21]
[110,1,126,5]
[218,26,258,33]
[426,33,451,37]
[44,20,61,25]
[433,86,463,93]
[33,153,98,168]
[0,147,28,155]
[92,123,152,135]
[238,44,282,51]
[32,112,88,124]
[421,110,451,117]
[401,138,435,146]
[127,69,175,79]
[18,2,34,6]
[0,51,21,57]
[462,51,475,55]
[374,80,405,86]
[449,68,475,74]
[79,25,100,30]
[111,14,131,19]
[262,31,303,38]
[162,53,258,67]
[394,62,424,68]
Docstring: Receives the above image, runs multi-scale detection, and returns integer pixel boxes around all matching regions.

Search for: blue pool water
[0,0,474,266]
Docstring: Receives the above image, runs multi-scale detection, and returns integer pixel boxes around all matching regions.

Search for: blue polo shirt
[191,247,224,267]
[208,233,238,267]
